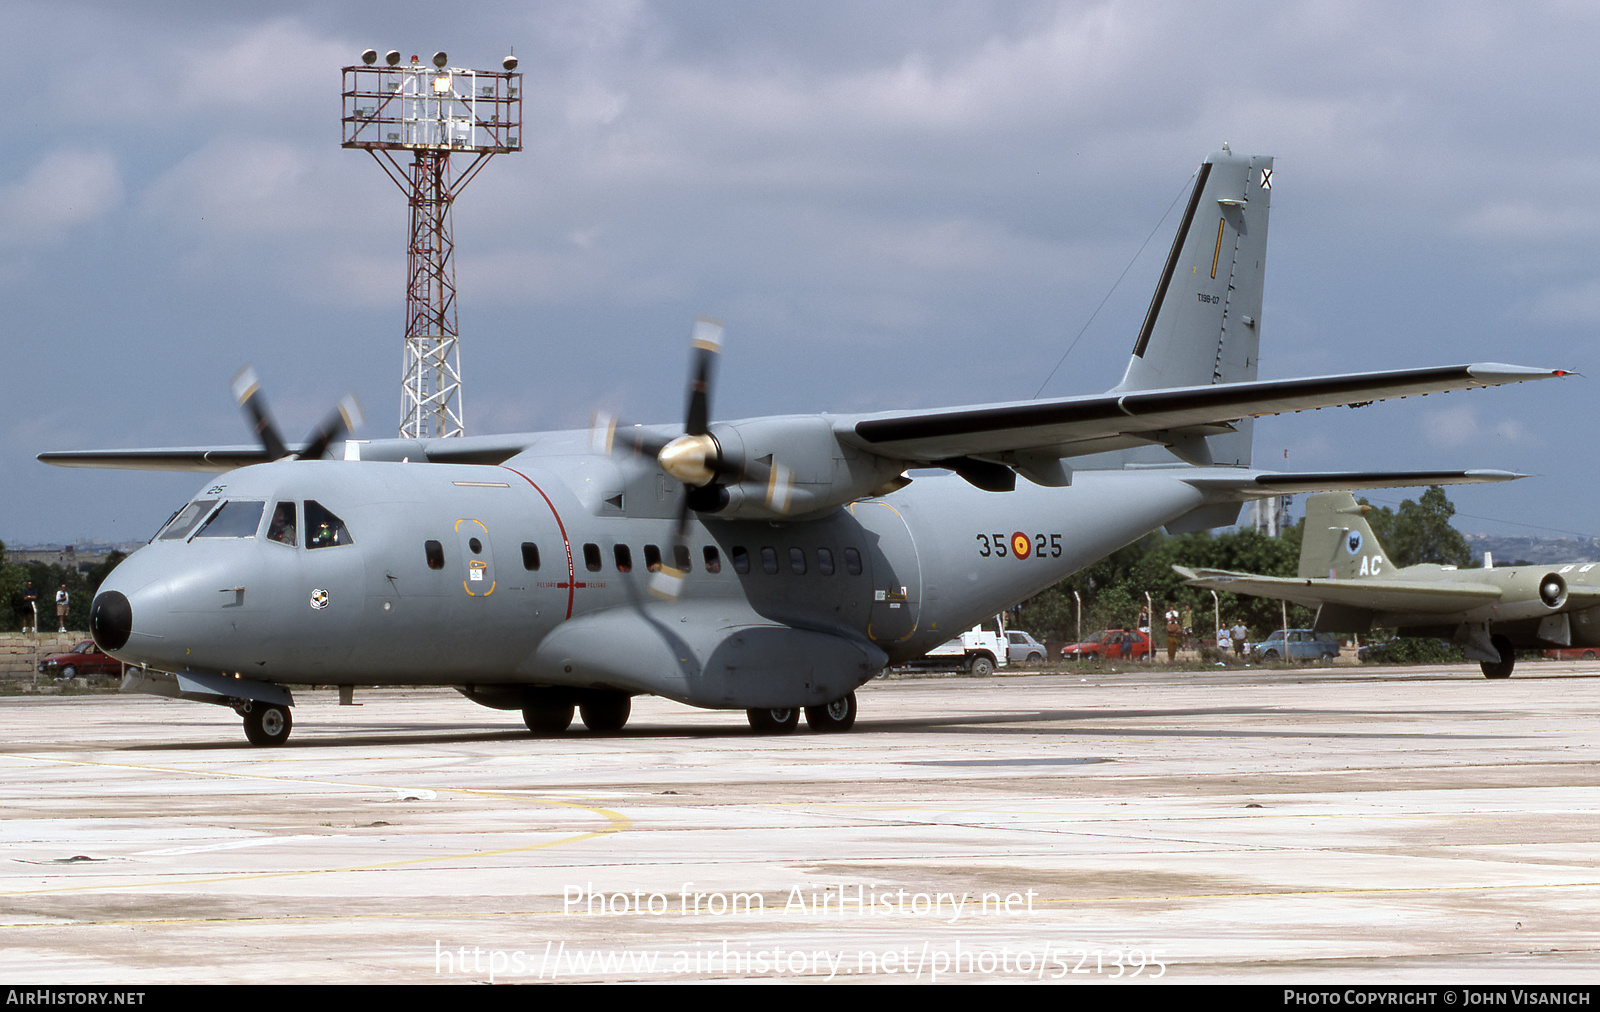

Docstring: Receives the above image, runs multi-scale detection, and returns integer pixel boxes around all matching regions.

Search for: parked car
[1006,630,1048,664]
[1061,629,1151,660]
[38,641,123,679]
[1542,647,1599,660]
[1249,629,1340,661]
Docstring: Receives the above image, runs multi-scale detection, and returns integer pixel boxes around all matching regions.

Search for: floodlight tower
[341,48,523,439]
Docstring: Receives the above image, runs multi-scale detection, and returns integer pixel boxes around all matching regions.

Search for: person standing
[55,583,69,633]
[1231,619,1249,659]
[21,581,38,633]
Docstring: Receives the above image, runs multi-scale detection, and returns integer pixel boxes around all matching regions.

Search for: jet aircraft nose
[91,590,133,651]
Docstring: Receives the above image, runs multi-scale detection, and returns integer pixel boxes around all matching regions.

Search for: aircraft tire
[968,654,995,677]
[243,703,292,747]
[580,695,631,733]
[746,708,799,733]
[804,691,857,732]
[523,701,575,734]
[1481,635,1515,679]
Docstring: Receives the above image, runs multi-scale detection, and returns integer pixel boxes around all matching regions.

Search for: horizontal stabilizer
[1181,469,1523,496]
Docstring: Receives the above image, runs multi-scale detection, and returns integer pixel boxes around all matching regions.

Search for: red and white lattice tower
[342,49,522,439]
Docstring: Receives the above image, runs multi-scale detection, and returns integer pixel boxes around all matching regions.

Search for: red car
[1542,647,1599,660]
[1061,628,1152,660]
[38,641,123,679]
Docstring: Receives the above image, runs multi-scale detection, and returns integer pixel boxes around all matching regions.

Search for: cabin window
[584,543,602,572]
[521,543,540,570]
[425,540,445,570]
[843,547,863,576]
[761,547,779,575]
[789,547,807,575]
[194,500,265,539]
[305,501,353,549]
[469,537,483,555]
[614,544,633,573]
[816,547,835,576]
[703,546,722,573]
[674,545,691,572]
[158,499,218,541]
[643,545,662,572]
[267,502,297,546]
[732,546,750,574]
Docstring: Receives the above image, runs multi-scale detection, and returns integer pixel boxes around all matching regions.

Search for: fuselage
[92,454,1214,709]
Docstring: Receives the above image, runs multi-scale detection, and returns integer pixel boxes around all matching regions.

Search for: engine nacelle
[1540,573,1568,609]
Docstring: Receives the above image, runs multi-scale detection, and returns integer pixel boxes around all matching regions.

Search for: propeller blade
[231,367,290,461]
[648,497,696,600]
[684,316,723,436]
[300,395,364,461]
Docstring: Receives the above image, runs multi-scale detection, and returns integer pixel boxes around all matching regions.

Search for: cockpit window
[267,502,297,547]
[157,499,219,541]
[305,500,353,549]
[194,500,266,539]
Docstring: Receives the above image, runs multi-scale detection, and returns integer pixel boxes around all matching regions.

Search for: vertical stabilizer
[1112,148,1273,466]
[1298,491,1390,580]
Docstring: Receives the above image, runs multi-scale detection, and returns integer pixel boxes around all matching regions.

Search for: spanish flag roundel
[1010,531,1031,559]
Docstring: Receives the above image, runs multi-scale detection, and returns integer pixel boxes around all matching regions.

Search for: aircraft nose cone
[91,591,132,651]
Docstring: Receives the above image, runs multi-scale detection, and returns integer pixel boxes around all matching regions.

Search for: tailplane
[1298,491,1390,580]
[1112,147,1273,466]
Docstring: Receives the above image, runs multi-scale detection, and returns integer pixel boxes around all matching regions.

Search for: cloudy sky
[4,0,1598,547]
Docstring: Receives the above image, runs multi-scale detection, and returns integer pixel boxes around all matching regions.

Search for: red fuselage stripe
[501,466,576,620]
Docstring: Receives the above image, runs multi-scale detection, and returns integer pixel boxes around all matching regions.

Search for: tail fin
[1112,147,1273,466]
[1297,491,1390,580]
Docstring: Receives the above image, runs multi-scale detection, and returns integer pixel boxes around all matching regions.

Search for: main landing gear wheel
[804,691,857,732]
[523,700,575,734]
[746,707,799,733]
[580,695,631,733]
[1481,634,1516,679]
[243,703,292,747]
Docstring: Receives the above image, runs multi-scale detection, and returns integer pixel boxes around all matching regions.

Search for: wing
[37,434,541,473]
[1174,565,1504,612]
[839,363,1565,464]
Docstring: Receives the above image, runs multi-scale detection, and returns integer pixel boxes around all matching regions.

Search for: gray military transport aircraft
[1177,491,1600,679]
[42,148,1567,745]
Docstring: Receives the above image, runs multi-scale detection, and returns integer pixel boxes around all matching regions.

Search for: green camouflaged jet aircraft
[1177,491,1600,678]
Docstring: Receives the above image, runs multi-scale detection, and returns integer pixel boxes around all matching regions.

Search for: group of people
[17,581,70,634]
[1141,603,1250,662]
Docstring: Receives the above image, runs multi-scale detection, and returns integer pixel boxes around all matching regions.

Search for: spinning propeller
[232,367,364,463]
[593,317,794,599]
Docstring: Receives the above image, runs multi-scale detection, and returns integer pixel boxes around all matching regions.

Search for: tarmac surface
[3,663,1598,984]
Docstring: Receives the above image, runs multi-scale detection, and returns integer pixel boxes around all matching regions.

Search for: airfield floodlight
[361,48,377,66]
[341,50,523,439]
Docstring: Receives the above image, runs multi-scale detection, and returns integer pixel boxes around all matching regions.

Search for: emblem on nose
[310,589,329,610]
[91,591,133,651]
